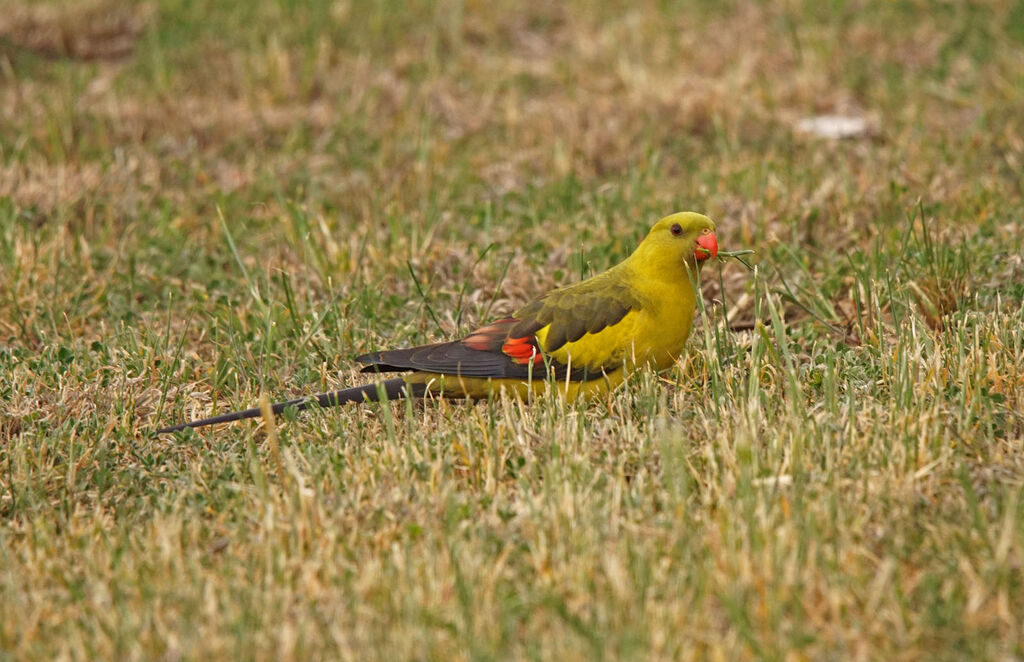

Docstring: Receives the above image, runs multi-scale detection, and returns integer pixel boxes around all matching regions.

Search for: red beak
[695,232,718,261]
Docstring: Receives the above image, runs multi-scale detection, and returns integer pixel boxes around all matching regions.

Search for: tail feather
[154,378,420,434]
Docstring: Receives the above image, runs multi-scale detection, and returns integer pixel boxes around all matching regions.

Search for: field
[2,0,1024,659]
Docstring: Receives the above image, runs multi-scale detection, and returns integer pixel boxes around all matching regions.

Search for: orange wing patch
[460,317,543,366]
[502,336,543,365]
[463,317,516,351]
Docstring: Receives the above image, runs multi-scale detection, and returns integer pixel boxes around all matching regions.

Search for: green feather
[511,267,641,353]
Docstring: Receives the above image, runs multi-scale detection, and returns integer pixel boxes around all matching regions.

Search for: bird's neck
[622,247,702,298]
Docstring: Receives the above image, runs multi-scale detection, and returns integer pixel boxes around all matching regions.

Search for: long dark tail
[155,378,422,434]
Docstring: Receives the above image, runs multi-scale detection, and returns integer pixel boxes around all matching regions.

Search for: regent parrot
[156,211,718,433]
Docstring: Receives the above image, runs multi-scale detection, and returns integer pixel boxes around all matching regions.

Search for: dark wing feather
[358,340,521,378]
[357,318,591,381]
[510,268,641,354]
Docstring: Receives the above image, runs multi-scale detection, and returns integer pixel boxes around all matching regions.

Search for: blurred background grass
[2,1,1023,659]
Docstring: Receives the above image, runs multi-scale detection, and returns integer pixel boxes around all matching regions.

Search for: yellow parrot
[157,211,718,433]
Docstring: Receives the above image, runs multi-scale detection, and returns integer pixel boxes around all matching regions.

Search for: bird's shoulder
[509,264,642,352]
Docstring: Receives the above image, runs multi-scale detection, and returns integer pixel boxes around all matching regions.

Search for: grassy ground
[2,0,1024,659]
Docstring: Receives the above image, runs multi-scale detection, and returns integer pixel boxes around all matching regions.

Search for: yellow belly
[406,368,626,400]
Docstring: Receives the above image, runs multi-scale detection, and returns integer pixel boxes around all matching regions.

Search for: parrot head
[634,212,718,274]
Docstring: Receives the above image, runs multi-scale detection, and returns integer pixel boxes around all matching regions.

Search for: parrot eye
[670,223,683,236]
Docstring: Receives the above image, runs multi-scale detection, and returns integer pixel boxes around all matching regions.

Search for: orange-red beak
[695,232,718,261]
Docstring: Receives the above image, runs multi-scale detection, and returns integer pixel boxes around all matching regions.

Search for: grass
[2,0,1024,659]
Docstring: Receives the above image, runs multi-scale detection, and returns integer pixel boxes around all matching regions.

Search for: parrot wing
[357,270,642,380]
[357,317,587,380]
[509,269,642,353]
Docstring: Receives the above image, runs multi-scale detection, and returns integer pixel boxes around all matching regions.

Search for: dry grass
[2,0,1024,659]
